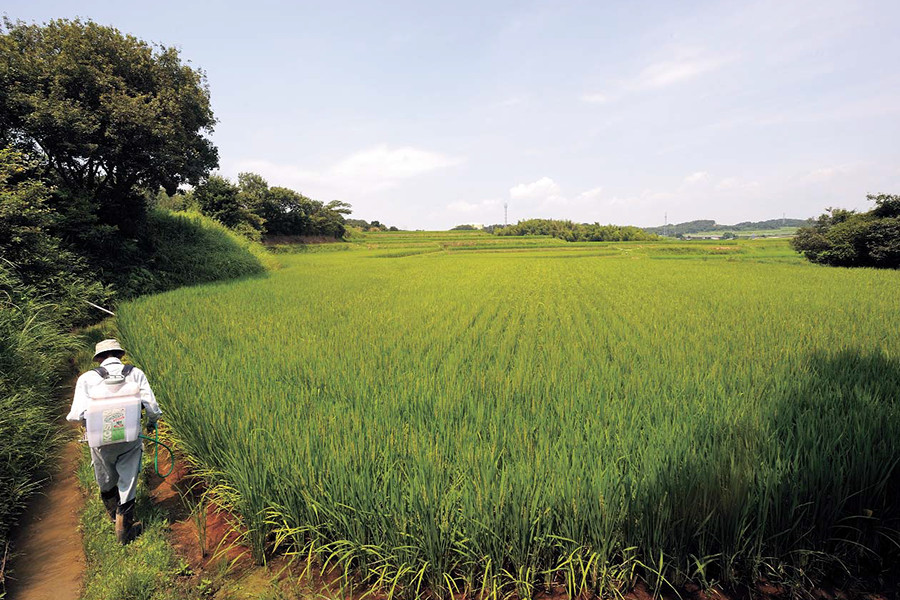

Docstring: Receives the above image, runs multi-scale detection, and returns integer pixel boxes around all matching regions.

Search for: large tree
[0,18,218,236]
[192,175,264,240]
[257,185,317,236]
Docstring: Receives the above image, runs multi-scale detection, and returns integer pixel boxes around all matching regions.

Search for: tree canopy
[791,194,900,268]
[183,172,352,239]
[0,18,217,233]
[495,219,657,242]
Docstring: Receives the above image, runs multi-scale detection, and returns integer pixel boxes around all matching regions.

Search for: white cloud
[502,180,617,221]
[330,145,461,181]
[683,171,711,184]
[447,198,502,214]
[235,145,462,198]
[509,176,562,200]
[447,201,479,213]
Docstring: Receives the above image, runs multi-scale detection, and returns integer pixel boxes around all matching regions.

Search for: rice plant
[117,239,900,596]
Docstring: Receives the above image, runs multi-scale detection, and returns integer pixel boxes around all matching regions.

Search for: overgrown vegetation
[0,266,74,558]
[0,18,279,584]
[792,194,900,268]
[128,209,275,294]
[495,218,657,241]
[119,239,900,598]
[0,149,111,325]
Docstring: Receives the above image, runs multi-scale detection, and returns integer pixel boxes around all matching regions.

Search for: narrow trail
[5,437,84,600]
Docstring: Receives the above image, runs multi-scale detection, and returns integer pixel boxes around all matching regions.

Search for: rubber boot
[115,499,144,545]
[100,487,118,521]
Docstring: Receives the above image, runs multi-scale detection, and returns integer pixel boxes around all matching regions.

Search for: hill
[644,218,811,236]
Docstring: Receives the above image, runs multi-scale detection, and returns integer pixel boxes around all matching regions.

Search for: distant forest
[643,218,811,236]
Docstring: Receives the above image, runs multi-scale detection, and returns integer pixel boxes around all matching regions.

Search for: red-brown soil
[4,438,85,600]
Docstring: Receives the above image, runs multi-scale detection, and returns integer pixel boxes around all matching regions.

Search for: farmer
[67,339,162,544]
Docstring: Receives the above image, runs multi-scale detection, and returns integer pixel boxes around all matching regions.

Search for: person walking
[67,339,162,544]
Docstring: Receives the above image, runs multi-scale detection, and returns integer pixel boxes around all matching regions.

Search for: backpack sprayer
[80,301,175,478]
[84,365,175,478]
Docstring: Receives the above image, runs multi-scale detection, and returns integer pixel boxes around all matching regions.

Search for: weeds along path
[5,438,84,600]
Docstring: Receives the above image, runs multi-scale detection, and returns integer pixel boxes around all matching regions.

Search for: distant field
[119,236,900,597]
[683,226,799,238]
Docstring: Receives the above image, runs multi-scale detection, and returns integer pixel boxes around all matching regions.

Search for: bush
[792,195,900,268]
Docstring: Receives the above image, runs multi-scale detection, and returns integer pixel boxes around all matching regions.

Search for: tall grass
[138,209,278,293]
[0,267,73,556]
[118,242,900,596]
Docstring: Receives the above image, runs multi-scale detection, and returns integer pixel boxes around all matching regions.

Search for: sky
[6,0,900,229]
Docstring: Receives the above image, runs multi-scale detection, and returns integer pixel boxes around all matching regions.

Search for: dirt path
[5,438,84,600]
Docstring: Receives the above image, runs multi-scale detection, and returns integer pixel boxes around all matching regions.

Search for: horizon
[6,0,899,229]
[438,215,809,231]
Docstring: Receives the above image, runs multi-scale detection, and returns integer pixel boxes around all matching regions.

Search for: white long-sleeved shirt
[66,357,162,425]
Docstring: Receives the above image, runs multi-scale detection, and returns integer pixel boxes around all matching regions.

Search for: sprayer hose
[138,422,175,478]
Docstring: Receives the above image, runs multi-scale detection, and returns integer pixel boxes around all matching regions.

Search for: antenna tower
[504,202,508,227]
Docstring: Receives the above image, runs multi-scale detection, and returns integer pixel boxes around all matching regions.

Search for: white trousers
[90,440,142,504]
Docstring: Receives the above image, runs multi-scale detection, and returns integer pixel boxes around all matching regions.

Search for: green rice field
[118,235,900,597]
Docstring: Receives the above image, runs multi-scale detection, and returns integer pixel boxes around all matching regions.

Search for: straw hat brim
[93,339,125,360]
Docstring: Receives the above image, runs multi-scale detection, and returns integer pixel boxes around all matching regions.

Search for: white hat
[93,339,125,361]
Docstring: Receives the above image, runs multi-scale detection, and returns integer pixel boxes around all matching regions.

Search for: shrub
[792,195,900,268]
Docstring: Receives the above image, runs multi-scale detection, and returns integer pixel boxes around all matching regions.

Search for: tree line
[158,173,352,241]
[495,219,657,242]
[644,218,810,236]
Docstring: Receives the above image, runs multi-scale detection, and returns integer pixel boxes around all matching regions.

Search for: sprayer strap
[92,365,134,379]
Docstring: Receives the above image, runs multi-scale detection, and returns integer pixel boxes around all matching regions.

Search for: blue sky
[6,0,900,229]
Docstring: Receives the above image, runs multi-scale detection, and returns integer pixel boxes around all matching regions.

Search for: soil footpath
[5,438,84,600]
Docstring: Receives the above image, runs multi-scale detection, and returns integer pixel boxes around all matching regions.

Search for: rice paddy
[117,236,900,597]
